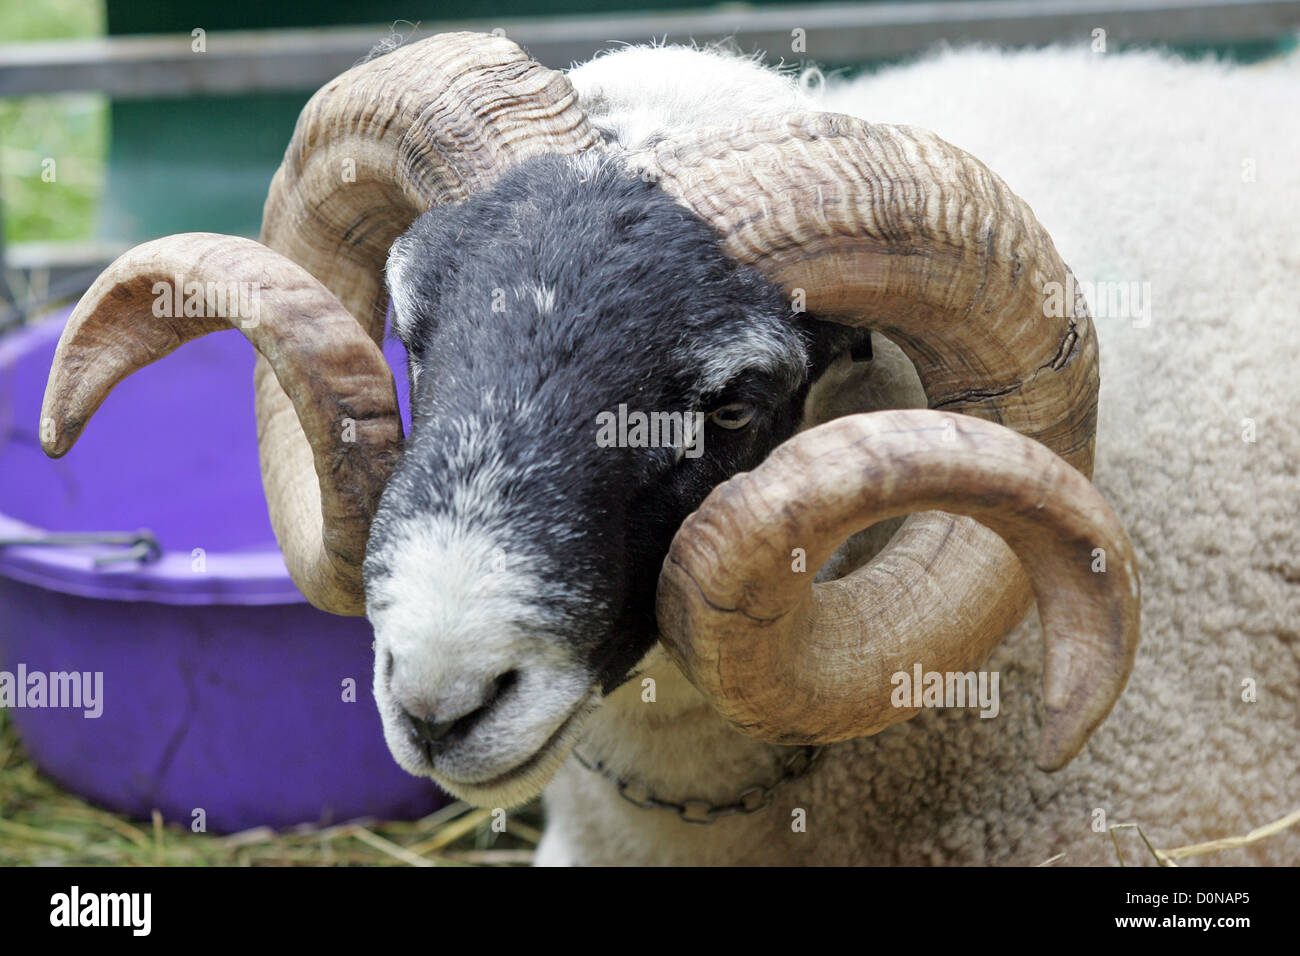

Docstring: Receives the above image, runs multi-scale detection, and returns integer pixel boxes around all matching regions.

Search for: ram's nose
[397,669,518,752]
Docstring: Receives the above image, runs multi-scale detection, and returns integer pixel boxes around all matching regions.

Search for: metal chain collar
[571,744,825,825]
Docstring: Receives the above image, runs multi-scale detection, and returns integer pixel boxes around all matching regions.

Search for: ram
[39,33,1297,865]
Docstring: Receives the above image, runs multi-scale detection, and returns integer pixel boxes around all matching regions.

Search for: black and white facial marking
[364,152,864,806]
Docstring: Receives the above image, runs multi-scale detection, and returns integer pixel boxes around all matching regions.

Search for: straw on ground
[0,710,539,866]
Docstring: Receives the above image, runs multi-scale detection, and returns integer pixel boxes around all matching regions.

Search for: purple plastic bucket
[0,307,444,832]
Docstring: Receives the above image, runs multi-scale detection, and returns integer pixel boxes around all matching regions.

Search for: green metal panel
[106,0,805,34]
[101,93,306,240]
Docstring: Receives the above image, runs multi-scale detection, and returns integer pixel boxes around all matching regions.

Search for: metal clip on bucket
[0,529,162,567]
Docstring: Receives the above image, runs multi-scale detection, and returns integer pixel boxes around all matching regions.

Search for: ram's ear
[800,316,874,381]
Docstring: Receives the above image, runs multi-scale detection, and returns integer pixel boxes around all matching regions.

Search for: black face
[366,153,864,695]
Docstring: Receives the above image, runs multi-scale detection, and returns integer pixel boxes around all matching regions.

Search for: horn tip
[38,413,78,458]
[1035,711,1091,772]
[1034,751,1072,774]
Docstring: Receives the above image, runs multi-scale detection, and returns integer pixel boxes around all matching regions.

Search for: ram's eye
[708,403,756,430]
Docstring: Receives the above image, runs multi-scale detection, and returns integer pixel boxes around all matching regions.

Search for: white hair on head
[673,321,808,399]
[516,281,557,315]
[567,42,817,151]
[385,229,423,343]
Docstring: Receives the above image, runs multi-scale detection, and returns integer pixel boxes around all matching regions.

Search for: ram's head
[39,33,1139,807]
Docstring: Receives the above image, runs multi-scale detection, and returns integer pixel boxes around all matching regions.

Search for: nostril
[404,669,520,751]
[488,669,519,706]
[407,712,460,744]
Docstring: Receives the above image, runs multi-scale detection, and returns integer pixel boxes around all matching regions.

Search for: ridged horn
[40,234,402,612]
[651,114,1138,768]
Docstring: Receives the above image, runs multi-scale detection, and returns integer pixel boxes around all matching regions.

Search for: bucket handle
[0,529,162,567]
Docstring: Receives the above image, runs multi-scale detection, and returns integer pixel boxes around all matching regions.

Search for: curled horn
[651,114,1139,769]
